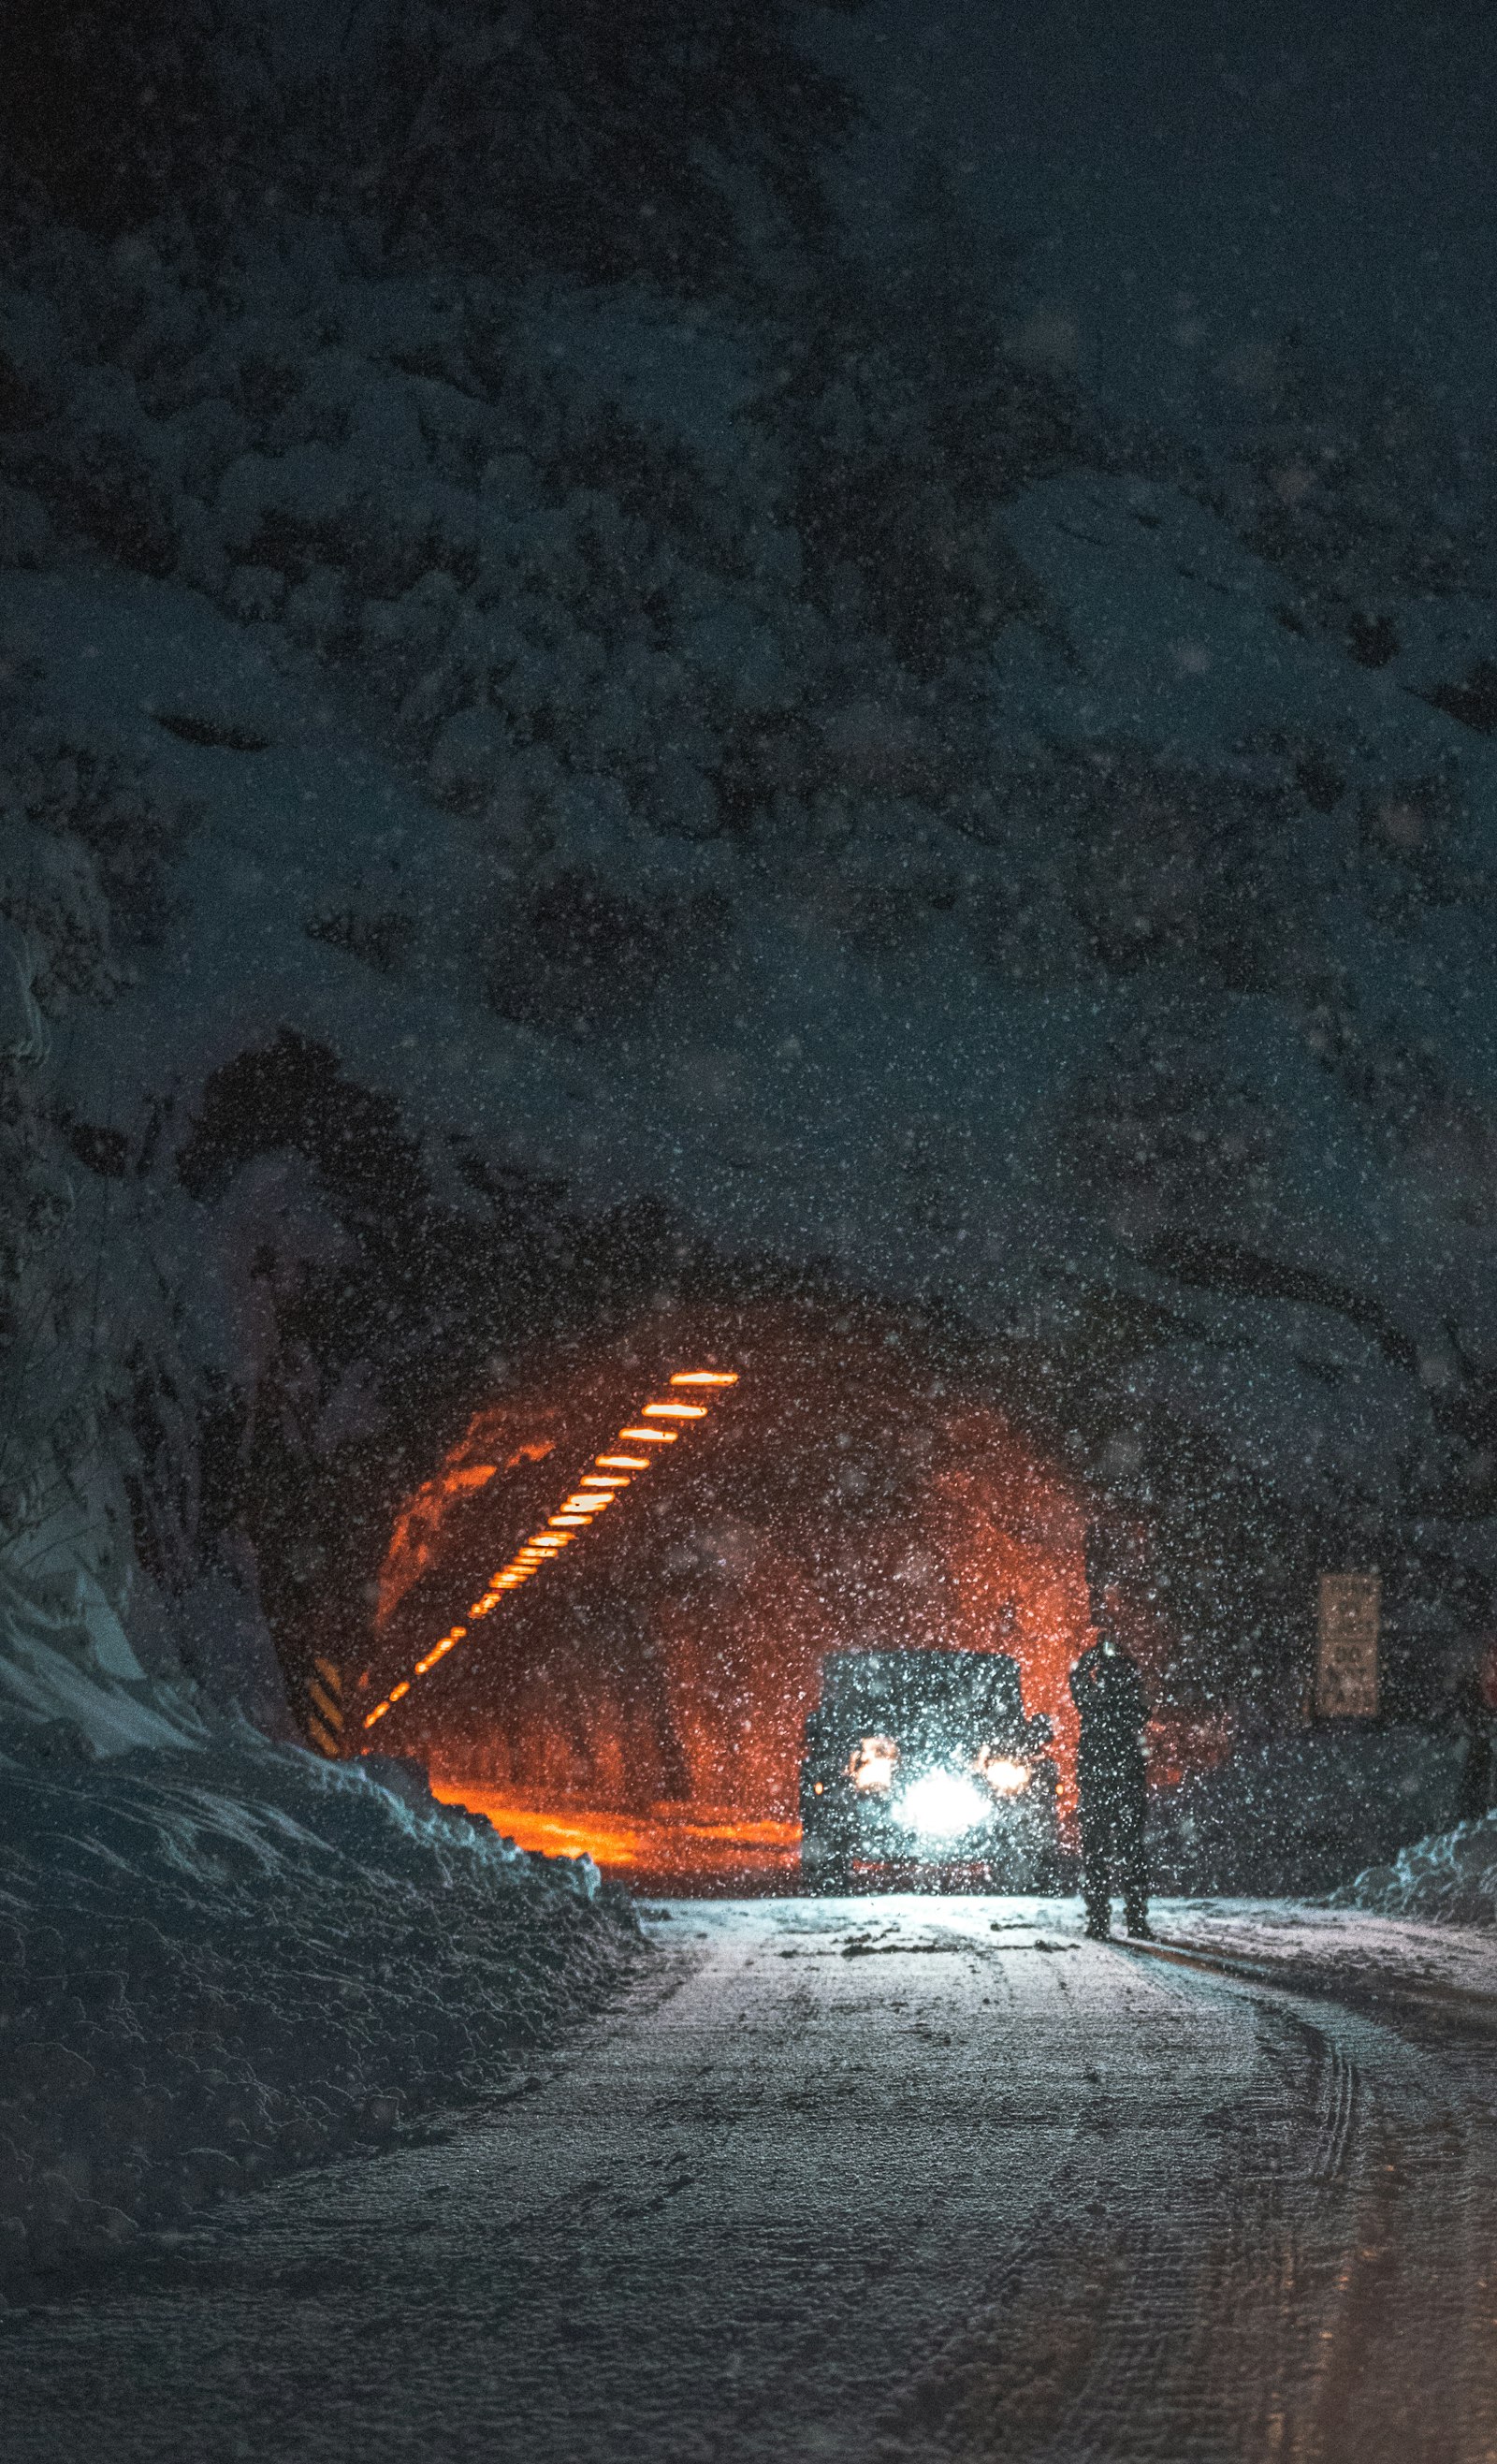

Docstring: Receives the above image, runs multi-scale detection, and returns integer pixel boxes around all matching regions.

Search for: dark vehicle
[799,1648,1061,1891]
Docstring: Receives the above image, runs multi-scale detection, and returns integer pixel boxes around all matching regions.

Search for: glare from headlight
[897,1771,988,1841]
[981,1756,1032,1798]
[850,1734,899,1792]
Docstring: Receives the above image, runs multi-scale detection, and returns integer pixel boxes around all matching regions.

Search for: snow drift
[1334,1807,1497,1930]
[0,1731,639,2289]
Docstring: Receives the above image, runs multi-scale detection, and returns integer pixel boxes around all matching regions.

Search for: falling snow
[3,0,1497,2442]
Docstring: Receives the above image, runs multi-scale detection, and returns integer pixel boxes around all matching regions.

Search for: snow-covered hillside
[1,0,1495,1795]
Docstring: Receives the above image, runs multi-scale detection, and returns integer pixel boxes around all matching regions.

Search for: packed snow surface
[4,1895,1494,2461]
[0,1734,639,2287]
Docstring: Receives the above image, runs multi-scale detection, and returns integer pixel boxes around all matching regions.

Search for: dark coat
[1069,1641,1148,1786]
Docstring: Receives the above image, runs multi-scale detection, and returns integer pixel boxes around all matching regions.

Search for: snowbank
[1333,1809,1497,1930]
[0,1732,640,2289]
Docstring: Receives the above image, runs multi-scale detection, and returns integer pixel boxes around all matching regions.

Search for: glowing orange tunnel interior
[357,1303,1170,1889]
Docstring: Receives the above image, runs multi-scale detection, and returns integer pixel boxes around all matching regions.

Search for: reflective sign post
[1315,1572,1381,1718]
[307,1656,345,1757]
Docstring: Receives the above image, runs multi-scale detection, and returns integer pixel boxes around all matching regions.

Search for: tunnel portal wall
[357,1305,1159,1844]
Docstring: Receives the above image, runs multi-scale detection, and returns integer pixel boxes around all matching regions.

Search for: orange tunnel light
[370,1367,742,1734]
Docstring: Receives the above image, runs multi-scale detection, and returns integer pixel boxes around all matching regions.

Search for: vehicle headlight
[980,1754,1032,1799]
[850,1734,899,1792]
[897,1771,988,1841]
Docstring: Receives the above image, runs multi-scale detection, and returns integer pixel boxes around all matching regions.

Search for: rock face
[1,0,1495,1757]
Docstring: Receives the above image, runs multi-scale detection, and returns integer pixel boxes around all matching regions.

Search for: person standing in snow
[1069,1567,1152,1942]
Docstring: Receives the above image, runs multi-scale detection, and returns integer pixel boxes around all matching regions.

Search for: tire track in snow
[870,1940,1497,2462]
[1135,1953,1497,2463]
[1,1903,1494,2463]
[1286,2003,1497,2464]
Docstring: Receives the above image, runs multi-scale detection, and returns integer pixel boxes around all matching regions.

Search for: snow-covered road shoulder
[1134,1896,1497,2011]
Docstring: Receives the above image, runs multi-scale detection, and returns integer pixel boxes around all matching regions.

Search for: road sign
[1316,1573,1380,1718]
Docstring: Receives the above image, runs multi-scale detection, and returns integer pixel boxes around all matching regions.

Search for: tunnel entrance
[356,1301,1140,1891]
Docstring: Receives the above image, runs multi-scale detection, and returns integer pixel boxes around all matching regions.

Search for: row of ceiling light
[360,1371,739,1736]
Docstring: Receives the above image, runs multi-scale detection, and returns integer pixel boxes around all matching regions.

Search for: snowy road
[6,1898,1497,2463]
